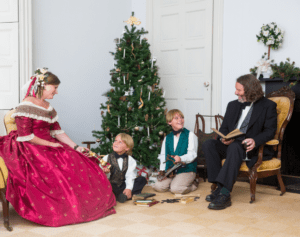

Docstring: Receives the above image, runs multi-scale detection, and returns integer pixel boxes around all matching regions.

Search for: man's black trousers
[202,139,246,192]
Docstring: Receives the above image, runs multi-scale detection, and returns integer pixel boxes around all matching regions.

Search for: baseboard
[237,175,300,194]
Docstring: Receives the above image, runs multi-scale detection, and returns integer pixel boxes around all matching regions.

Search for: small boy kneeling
[102,133,147,203]
[153,109,199,194]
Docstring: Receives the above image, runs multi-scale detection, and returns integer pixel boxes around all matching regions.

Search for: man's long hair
[237,74,264,102]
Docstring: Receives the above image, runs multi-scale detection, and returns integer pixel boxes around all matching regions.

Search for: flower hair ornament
[22,67,49,98]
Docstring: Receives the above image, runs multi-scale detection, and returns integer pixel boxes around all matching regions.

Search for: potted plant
[256,22,284,60]
[271,58,300,86]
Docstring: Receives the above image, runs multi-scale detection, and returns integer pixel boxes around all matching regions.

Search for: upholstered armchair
[217,86,295,203]
[0,109,16,231]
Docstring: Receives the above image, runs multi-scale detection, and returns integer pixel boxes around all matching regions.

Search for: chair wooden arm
[255,145,265,169]
[255,139,279,169]
[81,141,96,150]
[265,139,279,145]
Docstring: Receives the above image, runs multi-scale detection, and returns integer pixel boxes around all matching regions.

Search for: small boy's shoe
[117,193,127,203]
[208,193,231,210]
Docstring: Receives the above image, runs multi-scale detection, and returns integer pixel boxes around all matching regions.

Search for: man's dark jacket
[218,96,277,168]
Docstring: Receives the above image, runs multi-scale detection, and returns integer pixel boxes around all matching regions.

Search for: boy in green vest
[153,109,199,194]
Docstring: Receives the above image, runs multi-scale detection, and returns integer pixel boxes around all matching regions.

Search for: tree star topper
[124,16,141,26]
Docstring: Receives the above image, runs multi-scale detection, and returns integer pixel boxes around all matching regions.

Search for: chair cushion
[222,158,281,172]
[4,109,17,134]
[268,97,290,140]
[0,157,8,189]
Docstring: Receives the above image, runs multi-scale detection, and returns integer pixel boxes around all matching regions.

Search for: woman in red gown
[0,68,116,227]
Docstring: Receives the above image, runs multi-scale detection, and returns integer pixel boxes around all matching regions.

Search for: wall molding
[211,0,224,115]
[146,0,153,51]
[19,0,33,101]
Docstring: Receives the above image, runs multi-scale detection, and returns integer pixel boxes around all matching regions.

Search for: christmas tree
[92,13,170,168]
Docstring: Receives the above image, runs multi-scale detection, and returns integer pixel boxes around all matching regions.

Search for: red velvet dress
[0,102,116,227]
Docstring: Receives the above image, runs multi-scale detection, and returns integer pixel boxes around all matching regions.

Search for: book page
[211,128,244,140]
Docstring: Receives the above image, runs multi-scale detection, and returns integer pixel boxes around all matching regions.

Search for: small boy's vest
[165,128,197,174]
[107,153,129,187]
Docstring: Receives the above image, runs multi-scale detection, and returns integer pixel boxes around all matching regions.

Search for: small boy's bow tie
[114,152,127,159]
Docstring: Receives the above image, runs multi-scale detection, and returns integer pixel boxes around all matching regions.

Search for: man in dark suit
[202,74,277,210]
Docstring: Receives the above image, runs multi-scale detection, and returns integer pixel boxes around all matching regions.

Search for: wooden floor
[1,181,300,237]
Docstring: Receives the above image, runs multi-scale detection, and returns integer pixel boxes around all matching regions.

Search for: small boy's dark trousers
[111,176,147,198]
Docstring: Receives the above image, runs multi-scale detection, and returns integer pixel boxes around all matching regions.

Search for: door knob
[204,82,210,87]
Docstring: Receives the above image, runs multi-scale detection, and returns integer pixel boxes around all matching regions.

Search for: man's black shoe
[205,188,221,202]
[208,193,231,210]
[117,193,127,203]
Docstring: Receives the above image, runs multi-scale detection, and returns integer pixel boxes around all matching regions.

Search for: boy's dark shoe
[208,193,231,210]
[117,193,127,203]
[205,187,221,202]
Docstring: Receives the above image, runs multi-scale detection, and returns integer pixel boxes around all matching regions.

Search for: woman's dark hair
[36,72,60,99]
[236,74,264,102]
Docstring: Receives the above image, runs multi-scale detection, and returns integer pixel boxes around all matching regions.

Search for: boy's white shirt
[102,154,137,190]
[158,130,198,171]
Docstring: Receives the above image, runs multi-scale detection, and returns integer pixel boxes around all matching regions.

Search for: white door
[0,0,18,22]
[0,0,19,110]
[151,0,213,131]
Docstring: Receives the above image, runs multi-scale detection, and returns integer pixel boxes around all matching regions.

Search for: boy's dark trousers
[111,176,147,198]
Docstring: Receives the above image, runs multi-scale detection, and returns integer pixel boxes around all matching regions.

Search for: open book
[211,128,244,140]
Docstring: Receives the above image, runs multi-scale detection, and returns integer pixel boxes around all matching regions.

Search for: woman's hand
[76,146,87,152]
[103,168,110,173]
[50,142,63,148]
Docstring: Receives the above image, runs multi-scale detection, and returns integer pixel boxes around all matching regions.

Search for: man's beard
[238,97,246,103]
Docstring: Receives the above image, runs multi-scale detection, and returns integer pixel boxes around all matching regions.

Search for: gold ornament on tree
[145,114,149,121]
[106,127,110,132]
[138,87,144,109]
[131,44,136,59]
[107,104,111,114]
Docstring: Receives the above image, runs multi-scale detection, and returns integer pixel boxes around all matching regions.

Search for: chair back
[266,86,295,141]
[4,109,17,134]
[194,114,223,163]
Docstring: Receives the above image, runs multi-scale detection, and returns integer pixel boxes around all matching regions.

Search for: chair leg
[203,166,207,182]
[277,171,286,196]
[249,170,257,204]
[0,189,13,231]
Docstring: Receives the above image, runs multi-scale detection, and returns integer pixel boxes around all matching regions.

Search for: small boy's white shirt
[102,154,137,190]
[158,131,198,171]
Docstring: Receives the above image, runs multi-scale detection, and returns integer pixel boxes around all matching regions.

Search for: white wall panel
[159,50,179,75]
[161,14,179,41]
[0,0,18,23]
[186,10,205,38]
[32,0,132,147]
[0,23,19,109]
